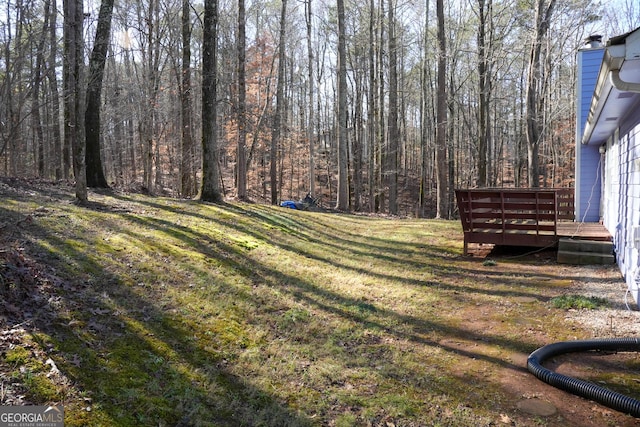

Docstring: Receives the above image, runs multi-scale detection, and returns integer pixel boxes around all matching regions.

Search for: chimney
[575,35,605,223]
[584,34,603,49]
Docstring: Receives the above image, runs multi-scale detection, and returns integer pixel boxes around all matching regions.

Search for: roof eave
[581,46,625,145]
[581,27,640,146]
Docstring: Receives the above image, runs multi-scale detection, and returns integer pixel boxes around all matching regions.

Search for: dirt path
[465,248,640,426]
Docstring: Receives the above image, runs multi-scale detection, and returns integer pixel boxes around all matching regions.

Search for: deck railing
[455,188,575,254]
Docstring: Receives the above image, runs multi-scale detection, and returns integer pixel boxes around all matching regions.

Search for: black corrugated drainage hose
[527,338,640,417]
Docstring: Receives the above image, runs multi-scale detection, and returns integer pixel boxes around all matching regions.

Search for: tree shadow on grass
[123,196,568,302]
[0,206,313,426]
[2,189,622,425]
[117,210,547,368]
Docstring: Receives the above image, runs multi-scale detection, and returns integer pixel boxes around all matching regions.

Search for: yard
[1,178,638,426]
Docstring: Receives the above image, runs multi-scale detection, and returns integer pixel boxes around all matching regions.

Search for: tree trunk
[353,68,363,211]
[387,0,398,215]
[435,0,448,218]
[140,0,161,194]
[419,0,430,217]
[367,0,376,213]
[476,0,491,188]
[335,0,349,210]
[270,0,287,205]
[236,0,247,200]
[180,0,197,197]
[85,0,114,188]
[64,0,87,202]
[46,0,63,180]
[109,52,125,186]
[201,0,222,202]
[1,2,27,177]
[526,0,556,188]
[376,0,385,212]
[306,0,316,197]
[33,0,49,177]
[123,47,138,184]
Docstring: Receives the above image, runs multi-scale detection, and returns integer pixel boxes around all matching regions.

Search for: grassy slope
[0,182,636,426]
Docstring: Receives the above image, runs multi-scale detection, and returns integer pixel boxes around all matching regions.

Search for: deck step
[557,238,615,265]
[558,238,614,254]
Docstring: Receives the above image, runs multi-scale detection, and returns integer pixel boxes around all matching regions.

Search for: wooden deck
[557,222,611,241]
[455,188,611,255]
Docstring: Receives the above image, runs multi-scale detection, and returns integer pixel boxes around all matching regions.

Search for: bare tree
[435,0,448,218]
[603,0,639,35]
[368,0,378,212]
[306,0,316,197]
[476,0,491,188]
[526,0,556,187]
[46,0,63,180]
[64,0,87,202]
[270,0,287,205]
[387,0,398,214]
[335,0,348,210]
[0,0,621,208]
[0,0,30,176]
[376,0,386,212]
[201,0,223,202]
[418,2,430,218]
[32,0,49,177]
[236,0,247,200]
[137,0,163,194]
[85,0,114,188]
[180,0,197,197]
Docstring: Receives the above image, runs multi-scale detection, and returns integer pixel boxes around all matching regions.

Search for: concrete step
[557,249,615,265]
[558,238,613,254]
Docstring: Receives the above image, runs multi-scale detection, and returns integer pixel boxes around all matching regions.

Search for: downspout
[610,69,640,93]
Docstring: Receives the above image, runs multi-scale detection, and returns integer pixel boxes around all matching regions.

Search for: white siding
[605,115,640,305]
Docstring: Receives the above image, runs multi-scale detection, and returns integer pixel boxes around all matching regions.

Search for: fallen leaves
[499,413,512,423]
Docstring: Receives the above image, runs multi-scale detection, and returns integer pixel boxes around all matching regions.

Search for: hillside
[0,178,638,426]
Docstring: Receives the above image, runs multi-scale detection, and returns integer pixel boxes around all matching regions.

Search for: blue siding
[577,147,601,222]
[576,47,605,222]
[577,48,604,137]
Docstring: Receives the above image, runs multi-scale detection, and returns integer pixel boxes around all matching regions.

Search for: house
[577,27,640,305]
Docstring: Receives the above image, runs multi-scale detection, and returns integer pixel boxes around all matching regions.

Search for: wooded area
[0,0,637,216]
